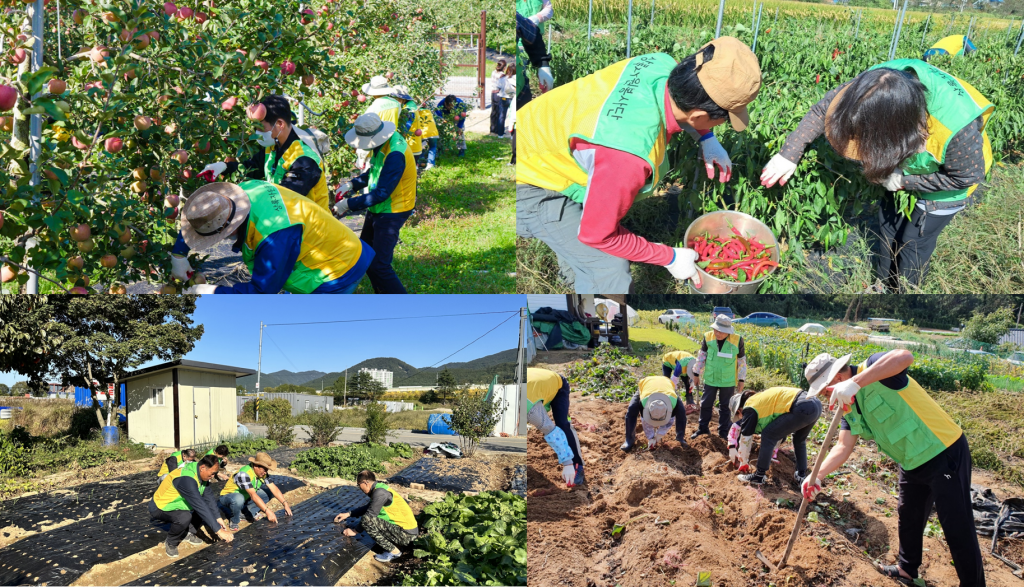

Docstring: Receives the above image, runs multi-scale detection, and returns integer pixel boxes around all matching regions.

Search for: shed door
[194,387,212,444]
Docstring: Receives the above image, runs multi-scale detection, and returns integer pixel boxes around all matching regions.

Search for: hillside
[236,369,327,391]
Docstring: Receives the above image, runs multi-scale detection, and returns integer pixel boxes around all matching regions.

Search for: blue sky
[0,295,526,387]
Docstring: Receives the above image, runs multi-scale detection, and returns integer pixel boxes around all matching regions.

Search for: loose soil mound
[528,393,1023,587]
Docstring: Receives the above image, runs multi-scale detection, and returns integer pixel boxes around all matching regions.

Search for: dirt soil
[409,453,522,491]
[528,392,1024,587]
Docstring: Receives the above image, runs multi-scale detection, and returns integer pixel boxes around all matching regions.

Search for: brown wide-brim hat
[694,36,762,132]
[824,86,860,161]
[180,182,251,251]
[248,452,278,470]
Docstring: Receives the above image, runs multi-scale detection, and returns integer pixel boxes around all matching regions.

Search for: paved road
[241,423,525,455]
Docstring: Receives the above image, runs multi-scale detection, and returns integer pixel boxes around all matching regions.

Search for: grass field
[628,327,701,352]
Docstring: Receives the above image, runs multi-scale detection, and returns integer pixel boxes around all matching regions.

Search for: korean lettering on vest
[606,55,660,121]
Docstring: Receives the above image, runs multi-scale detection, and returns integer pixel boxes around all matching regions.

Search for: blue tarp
[427,414,457,435]
[74,385,125,408]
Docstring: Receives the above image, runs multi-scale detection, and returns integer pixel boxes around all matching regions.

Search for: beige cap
[694,36,762,132]
[344,113,396,150]
[642,395,673,428]
[180,182,251,251]
[804,353,852,398]
[711,314,735,335]
[248,452,279,470]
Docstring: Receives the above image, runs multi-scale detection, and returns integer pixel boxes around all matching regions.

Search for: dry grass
[0,398,77,437]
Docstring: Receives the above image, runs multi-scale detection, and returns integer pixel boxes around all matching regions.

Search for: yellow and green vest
[157,450,183,477]
[663,350,695,372]
[527,367,563,412]
[925,36,974,59]
[153,461,207,512]
[843,360,962,470]
[365,96,403,127]
[220,464,267,499]
[744,387,802,434]
[638,376,678,409]
[239,180,366,294]
[367,132,417,214]
[516,54,676,204]
[375,483,418,530]
[703,331,740,388]
[265,138,330,211]
[869,59,994,202]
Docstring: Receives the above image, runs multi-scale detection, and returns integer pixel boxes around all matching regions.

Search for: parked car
[965,349,997,358]
[711,307,735,320]
[733,312,789,328]
[659,309,696,325]
[796,323,826,335]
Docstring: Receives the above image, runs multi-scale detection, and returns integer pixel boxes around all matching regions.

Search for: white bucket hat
[344,113,396,150]
[180,182,251,251]
[728,394,744,422]
[804,352,853,398]
[362,75,394,96]
[711,314,735,335]
[642,394,673,428]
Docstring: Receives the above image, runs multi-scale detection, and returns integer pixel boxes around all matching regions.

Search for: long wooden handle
[778,403,846,569]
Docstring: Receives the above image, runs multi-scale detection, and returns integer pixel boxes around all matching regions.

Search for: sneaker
[620,441,634,453]
[185,533,204,545]
[690,430,709,440]
[375,552,400,563]
[229,523,240,532]
[794,470,809,484]
[573,464,586,486]
[738,472,766,485]
[424,164,435,170]
[165,541,179,558]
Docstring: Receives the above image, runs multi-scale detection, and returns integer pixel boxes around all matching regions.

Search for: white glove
[880,169,904,192]
[828,379,861,410]
[528,14,540,25]
[699,135,732,183]
[760,153,798,187]
[171,254,193,281]
[664,248,702,287]
[537,67,554,94]
[801,475,823,501]
[737,435,753,471]
[199,162,227,181]
[670,375,680,389]
[728,447,738,462]
[562,464,575,487]
[335,181,353,201]
[185,284,218,294]
[333,197,351,217]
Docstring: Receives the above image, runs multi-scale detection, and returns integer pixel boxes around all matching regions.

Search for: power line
[264,311,518,327]
[264,331,299,372]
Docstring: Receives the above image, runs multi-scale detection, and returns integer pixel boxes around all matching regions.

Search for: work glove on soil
[699,135,732,183]
[198,162,228,182]
[760,153,798,187]
[828,379,861,410]
[537,67,554,93]
[801,475,823,501]
[171,254,193,281]
[879,169,904,192]
[562,464,576,487]
[665,248,702,288]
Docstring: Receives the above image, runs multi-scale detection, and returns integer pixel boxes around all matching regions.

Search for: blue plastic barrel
[427,414,457,435]
[101,426,119,446]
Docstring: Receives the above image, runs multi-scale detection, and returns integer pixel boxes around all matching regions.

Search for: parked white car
[659,309,696,324]
[796,323,826,336]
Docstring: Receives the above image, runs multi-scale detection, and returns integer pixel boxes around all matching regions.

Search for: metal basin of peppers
[684,227,780,282]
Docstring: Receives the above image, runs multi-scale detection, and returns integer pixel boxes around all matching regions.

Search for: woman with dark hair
[760,60,995,290]
[489,59,507,136]
[434,95,468,157]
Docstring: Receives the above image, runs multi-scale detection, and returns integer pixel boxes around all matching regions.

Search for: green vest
[265,140,322,186]
[869,59,994,202]
[155,461,206,512]
[745,387,802,434]
[703,332,739,387]
[843,378,951,470]
[517,0,546,33]
[367,132,414,214]
[234,464,266,499]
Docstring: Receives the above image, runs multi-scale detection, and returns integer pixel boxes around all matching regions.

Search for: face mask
[256,130,275,148]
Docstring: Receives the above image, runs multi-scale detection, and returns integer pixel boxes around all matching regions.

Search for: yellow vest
[638,376,678,408]
[365,96,402,126]
[662,350,695,369]
[527,368,563,411]
[367,132,417,214]
[220,464,267,498]
[376,483,418,530]
[157,450,183,477]
[417,109,439,138]
[153,461,206,512]
[745,387,802,434]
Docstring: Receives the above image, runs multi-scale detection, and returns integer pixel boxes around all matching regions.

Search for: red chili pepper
[815,74,821,84]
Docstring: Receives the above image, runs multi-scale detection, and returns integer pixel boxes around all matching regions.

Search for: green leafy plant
[224,437,278,455]
[291,443,406,479]
[304,409,344,448]
[239,398,292,424]
[565,344,643,402]
[0,427,31,478]
[363,401,393,445]
[265,416,296,447]
[447,390,507,457]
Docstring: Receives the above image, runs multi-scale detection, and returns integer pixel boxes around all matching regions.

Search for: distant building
[999,329,1024,348]
[360,368,393,388]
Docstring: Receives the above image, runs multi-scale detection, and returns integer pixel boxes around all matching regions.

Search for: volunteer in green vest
[760,60,995,291]
[923,35,977,61]
[801,350,984,587]
[333,113,417,294]
[362,76,404,126]
[527,367,585,487]
[218,452,293,531]
[149,455,234,558]
[516,38,762,293]
[662,349,697,412]
[157,448,197,482]
[333,470,419,563]
[516,2,554,105]
[195,95,330,211]
[727,386,822,486]
[691,315,746,439]
[173,179,372,294]
[620,375,687,452]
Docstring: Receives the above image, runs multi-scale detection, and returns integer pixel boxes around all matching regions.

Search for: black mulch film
[229,448,309,470]
[135,485,376,586]
[510,464,526,496]
[0,475,305,586]
[388,458,483,493]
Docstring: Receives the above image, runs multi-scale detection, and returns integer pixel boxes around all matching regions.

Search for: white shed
[122,360,255,450]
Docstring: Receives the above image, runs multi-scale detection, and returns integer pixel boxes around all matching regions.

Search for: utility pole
[256,321,264,422]
[344,369,347,407]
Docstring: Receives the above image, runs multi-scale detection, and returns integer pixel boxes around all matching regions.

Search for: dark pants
[510,129,516,164]
[877,198,958,291]
[549,376,583,468]
[662,365,693,403]
[489,92,503,134]
[362,515,417,553]
[623,391,686,447]
[697,384,735,438]
[361,210,413,294]
[149,502,204,547]
[897,434,984,586]
[754,393,821,474]
[496,98,510,134]
[517,86,532,110]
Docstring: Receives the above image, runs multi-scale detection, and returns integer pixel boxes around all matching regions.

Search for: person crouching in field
[333,470,419,563]
[621,375,687,452]
[149,455,234,558]
[157,448,197,483]
[527,367,586,487]
[726,386,822,486]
